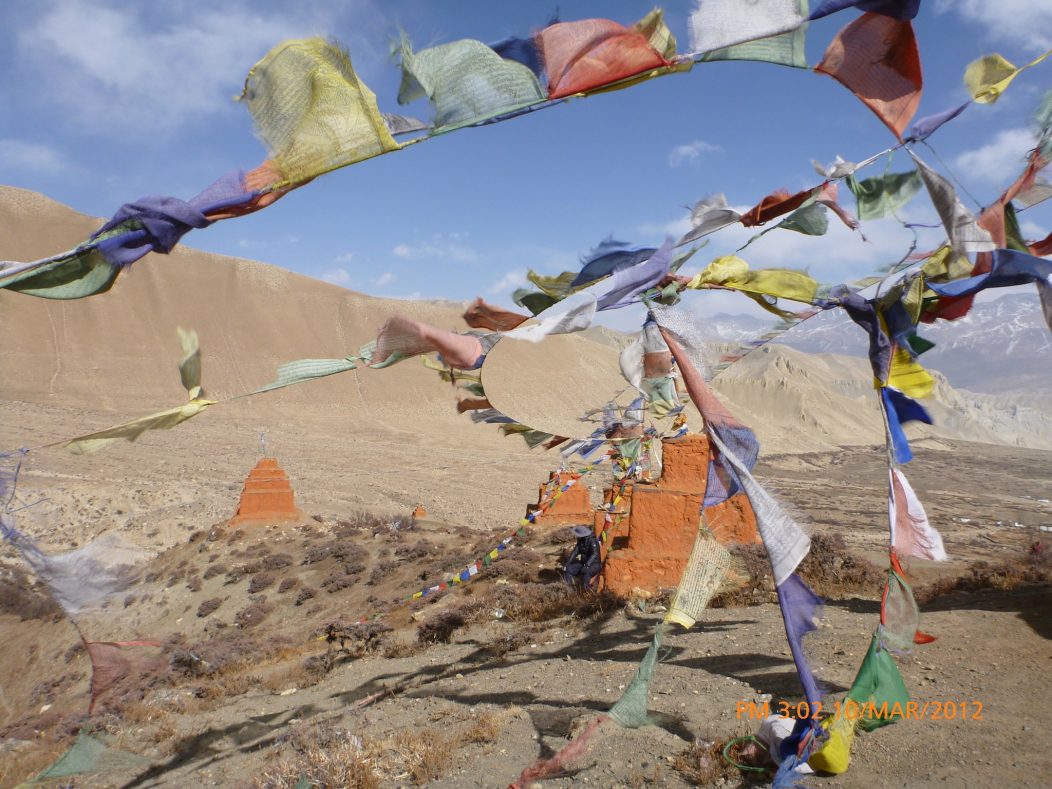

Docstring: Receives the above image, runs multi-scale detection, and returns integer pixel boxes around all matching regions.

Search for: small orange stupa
[230,458,304,526]
[525,471,592,528]
[412,504,428,519]
[599,434,759,597]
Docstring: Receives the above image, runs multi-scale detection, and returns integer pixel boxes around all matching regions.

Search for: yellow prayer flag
[965,51,1051,104]
[65,399,217,455]
[686,255,818,304]
[808,713,855,774]
[241,38,400,187]
[887,348,934,398]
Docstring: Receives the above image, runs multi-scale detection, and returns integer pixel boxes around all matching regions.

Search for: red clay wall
[600,433,759,597]
[230,458,304,526]
[526,471,592,528]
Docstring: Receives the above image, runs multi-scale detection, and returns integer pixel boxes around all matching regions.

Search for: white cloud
[0,139,67,174]
[16,1,317,134]
[937,0,1052,52]
[373,271,394,287]
[389,233,479,263]
[487,268,528,294]
[668,139,722,168]
[321,268,351,286]
[334,252,355,263]
[954,128,1037,187]
[636,215,693,239]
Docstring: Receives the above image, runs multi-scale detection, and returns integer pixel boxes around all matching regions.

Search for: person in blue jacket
[563,524,602,590]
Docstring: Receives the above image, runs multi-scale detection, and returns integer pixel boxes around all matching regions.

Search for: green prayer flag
[846,634,910,731]
[398,37,545,133]
[609,624,664,727]
[847,170,923,220]
[251,357,359,395]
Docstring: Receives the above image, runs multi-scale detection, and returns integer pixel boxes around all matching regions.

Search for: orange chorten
[525,471,592,528]
[230,458,304,526]
[599,434,759,597]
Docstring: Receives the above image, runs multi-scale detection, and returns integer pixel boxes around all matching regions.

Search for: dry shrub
[0,566,62,621]
[295,587,316,606]
[798,533,884,598]
[320,570,362,593]
[262,553,294,571]
[461,710,502,744]
[916,547,1052,604]
[203,563,227,580]
[713,535,884,607]
[170,633,293,679]
[394,539,436,561]
[416,599,487,644]
[475,546,544,584]
[254,722,378,789]
[321,621,392,658]
[381,639,423,659]
[481,629,535,659]
[377,729,455,785]
[235,601,273,628]
[672,738,741,785]
[197,598,222,618]
[185,576,203,593]
[495,583,618,623]
[366,560,399,586]
[277,577,298,593]
[249,572,277,594]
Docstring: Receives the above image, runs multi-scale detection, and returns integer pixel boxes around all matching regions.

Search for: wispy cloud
[954,128,1036,187]
[487,268,528,295]
[936,0,1052,52]
[636,215,693,239]
[0,139,67,175]
[668,139,722,168]
[16,1,318,135]
[334,251,355,263]
[321,268,351,286]
[391,233,479,263]
[373,271,394,287]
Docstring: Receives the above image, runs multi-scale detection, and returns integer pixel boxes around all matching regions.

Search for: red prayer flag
[816,12,922,139]
[536,19,668,100]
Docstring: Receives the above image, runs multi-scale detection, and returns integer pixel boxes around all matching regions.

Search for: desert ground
[0,400,1049,788]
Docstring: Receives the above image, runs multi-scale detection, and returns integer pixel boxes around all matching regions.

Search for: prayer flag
[242,38,399,186]
[816,13,922,139]
[537,18,668,99]
[688,0,806,57]
[398,37,546,132]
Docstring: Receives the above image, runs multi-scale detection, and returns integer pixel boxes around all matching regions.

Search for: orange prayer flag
[816,12,921,139]
[739,187,813,227]
[461,297,529,331]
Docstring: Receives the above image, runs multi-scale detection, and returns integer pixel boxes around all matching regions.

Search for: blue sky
[1,0,1050,326]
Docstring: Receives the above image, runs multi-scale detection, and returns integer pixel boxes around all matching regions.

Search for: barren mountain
[2,185,1050,554]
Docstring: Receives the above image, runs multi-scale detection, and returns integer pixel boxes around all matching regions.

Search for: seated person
[563,525,602,590]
